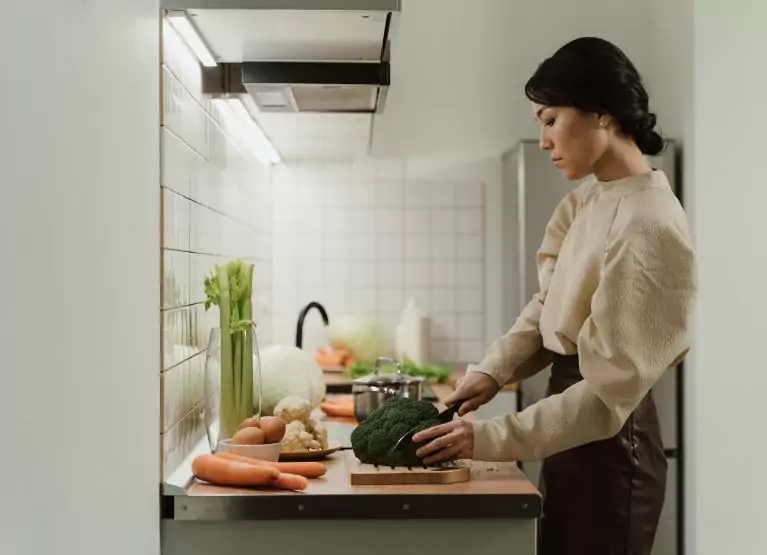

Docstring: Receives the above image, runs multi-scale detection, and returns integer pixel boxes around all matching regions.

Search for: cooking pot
[352,357,424,422]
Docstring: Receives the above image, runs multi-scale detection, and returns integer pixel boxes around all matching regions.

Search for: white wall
[647,1,696,553]
[649,0,695,221]
[373,0,653,159]
[691,1,767,553]
[650,1,767,552]
[0,3,160,555]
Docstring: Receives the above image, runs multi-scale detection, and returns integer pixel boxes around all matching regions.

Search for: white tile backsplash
[376,208,405,233]
[378,260,404,288]
[350,260,378,287]
[160,21,273,480]
[161,128,191,198]
[455,182,484,207]
[405,181,432,207]
[431,261,457,287]
[458,288,484,313]
[457,261,484,287]
[431,235,456,260]
[377,235,404,260]
[405,261,431,287]
[378,289,405,312]
[375,180,405,208]
[432,340,456,361]
[163,249,191,309]
[324,236,350,260]
[269,158,486,361]
[431,182,456,208]
[432,289,457,312]
[458,314,485,340]
[163,189,190,252]
[351,289,378,313]
[349,181,376,208]
[405,209,431,234]
[430,209,456,235]
[457,341,485,362]
[406,236,431,260]
[349,235,377,259]
[457,235,484,261]
[405,288,433,312]
[457,208,484,235]
[323,261,351,287]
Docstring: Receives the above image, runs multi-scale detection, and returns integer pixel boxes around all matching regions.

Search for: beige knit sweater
[470,170,696,462]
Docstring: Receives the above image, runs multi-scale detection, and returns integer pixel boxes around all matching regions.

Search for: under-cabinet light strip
[214,98,282,165]
[165,11,217,68]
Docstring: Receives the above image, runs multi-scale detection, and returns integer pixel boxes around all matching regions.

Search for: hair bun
[635,127,665,156]
[641,112,657,130]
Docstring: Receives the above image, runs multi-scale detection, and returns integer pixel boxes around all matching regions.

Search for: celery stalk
[217,266,237,440]
[233,330,242,420]
[240,264,254,419]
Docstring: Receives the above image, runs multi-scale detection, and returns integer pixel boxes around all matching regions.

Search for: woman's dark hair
[525,37,665,156]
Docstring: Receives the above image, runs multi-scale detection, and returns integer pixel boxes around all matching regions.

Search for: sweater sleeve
[466,186,582,387]
[472,191,696,462]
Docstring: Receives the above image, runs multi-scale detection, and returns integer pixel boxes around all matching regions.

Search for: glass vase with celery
[202,261,262,448]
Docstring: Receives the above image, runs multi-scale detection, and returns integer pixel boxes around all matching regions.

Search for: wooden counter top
[171,449,540,521]
[162,365,536,522]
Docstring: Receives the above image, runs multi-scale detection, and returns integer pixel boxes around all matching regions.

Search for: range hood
[170,1,399,114]
[203,59,390,114]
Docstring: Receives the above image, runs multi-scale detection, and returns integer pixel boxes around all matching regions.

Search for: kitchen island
[161,380,541,555]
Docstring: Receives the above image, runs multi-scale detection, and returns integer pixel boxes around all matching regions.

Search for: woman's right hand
[444,372,501,416]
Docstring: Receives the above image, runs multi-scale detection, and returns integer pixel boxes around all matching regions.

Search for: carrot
[320,401,355,418]
[215,452,327,478]
[192,454,280,487]
[323,395,353,405]
[274,472,309,491]
[316,347,354,367]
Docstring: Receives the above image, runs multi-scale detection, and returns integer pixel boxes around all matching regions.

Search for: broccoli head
[350,396,441,467]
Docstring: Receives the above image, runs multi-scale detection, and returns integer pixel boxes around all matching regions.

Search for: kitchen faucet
[295,302,329,348]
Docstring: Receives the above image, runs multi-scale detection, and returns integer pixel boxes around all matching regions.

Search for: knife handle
[438,401,464,422]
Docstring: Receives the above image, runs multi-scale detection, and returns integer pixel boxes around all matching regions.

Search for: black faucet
[296,302,329,349]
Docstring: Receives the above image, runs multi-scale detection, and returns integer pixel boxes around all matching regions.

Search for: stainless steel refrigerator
[500,140,683,555]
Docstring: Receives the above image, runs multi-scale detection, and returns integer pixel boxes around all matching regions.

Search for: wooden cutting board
[345,451,471,486]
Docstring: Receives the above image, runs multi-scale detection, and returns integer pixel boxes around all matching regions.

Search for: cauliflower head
[273,395,312,424]
[306,418,329,450]
[281,420,322,452]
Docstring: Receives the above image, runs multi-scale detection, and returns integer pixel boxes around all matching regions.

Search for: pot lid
[352,357,425,386]
[352,372,424,386]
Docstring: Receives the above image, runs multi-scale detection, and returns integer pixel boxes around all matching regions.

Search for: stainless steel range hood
[203,60,390,113]
[166,0,399,114]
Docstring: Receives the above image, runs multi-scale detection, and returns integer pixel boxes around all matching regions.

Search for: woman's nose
[539,131,553,151]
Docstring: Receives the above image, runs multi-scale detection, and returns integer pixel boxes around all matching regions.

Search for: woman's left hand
[412,419,474,466]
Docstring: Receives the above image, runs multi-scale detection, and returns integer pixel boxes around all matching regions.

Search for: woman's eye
[545,118,556,127]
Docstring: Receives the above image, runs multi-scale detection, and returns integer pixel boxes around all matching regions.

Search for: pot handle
[373,357,402,376]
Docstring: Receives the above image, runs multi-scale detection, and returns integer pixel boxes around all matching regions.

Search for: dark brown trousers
[537,353,667,555]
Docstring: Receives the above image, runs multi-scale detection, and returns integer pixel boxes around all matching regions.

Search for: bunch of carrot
[192,452,326,491]
[314,346,355,368]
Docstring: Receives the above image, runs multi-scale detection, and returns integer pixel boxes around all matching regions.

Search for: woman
[413,37,696,555]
